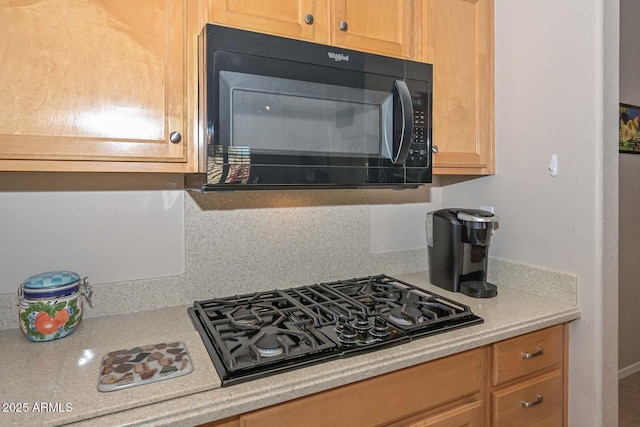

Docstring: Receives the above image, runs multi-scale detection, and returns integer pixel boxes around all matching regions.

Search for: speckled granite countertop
[0,271,580,427]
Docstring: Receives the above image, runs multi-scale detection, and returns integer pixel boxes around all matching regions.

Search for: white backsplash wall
[368,185,439,254]
[0,190,185,294]
[0,185,436,330]
[0,173,186,294]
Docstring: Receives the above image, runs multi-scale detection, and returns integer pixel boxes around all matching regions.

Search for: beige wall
[619,155,640,370]
[619,0,640,372]
[441,1,618,426]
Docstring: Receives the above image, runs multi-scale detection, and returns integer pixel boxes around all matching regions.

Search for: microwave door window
[231,91,382,157]
[218,71,393,161]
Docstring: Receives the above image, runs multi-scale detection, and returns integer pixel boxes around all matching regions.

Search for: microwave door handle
[392,80,414,165]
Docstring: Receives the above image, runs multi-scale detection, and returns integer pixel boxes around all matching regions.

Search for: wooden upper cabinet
[207,0,423,60]
[0,0,197,172]
[208,0,330,44]
[330,0,422,60]
[0,0,492,173]
[427,0,495,175]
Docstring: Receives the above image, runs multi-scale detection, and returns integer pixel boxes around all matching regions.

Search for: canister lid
[22,271,80,289]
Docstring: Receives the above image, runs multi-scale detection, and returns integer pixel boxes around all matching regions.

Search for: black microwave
[186,24,433,191]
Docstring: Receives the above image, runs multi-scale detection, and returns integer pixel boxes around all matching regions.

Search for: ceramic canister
[17,271,92,342]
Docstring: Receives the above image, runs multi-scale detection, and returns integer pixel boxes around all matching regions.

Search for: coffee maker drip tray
[460,281,498,298]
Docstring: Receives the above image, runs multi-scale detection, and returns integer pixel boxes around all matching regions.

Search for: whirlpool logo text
[327,52,349,62]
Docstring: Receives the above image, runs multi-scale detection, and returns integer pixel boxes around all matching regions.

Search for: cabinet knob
[432,145,439,153]
[305,14,314,25]
[169,131,182,144]
[339,21,348,32]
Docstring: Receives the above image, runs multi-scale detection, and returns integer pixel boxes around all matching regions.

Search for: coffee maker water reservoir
[426,208,499,298]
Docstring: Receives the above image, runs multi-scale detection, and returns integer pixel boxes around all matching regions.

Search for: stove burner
[254,334,284,358]
[358,296,376,307]
[228,307,263,330]
[389,305,425,326]
[234,309,261,325]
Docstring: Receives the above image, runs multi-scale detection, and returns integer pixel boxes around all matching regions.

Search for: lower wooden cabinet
[385,400,483,427]
[491,324,565,386]
[239,348,484,427]
[199,325,568,427]
[491,369,564,426]
[489,325,567,426]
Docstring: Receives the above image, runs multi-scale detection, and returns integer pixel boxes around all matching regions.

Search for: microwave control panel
[407,97,430,167]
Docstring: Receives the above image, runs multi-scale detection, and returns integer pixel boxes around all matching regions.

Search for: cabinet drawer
[492,325,563,385]
[491,369,563,427]
[240,348,485,427]
[386,399,483,427]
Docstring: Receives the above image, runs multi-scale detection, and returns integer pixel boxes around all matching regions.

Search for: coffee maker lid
[456,210,499,223]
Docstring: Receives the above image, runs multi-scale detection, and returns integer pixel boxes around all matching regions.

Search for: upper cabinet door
[206,1,422,60]
[0,0,189,170]
[330,0,421,60]
[208,0,330,44]
[428,0,495,175]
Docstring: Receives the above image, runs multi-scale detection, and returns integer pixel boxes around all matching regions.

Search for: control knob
[339,323,358,343]
[334,315,349,333]
[354,312,371,331]
[371,317,390,337]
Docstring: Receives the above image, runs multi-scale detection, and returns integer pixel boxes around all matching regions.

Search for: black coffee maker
[426,208,499,298]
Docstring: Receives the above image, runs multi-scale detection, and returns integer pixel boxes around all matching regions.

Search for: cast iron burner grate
[189,274,483,386]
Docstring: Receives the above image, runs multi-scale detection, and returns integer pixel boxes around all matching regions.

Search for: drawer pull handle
[522,394,544,408]
[521,347,544,359]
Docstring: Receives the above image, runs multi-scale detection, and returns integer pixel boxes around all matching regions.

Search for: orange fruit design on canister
[34,309,69,335]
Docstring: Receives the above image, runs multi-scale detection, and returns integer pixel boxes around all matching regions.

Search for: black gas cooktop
[188,274,483,386]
